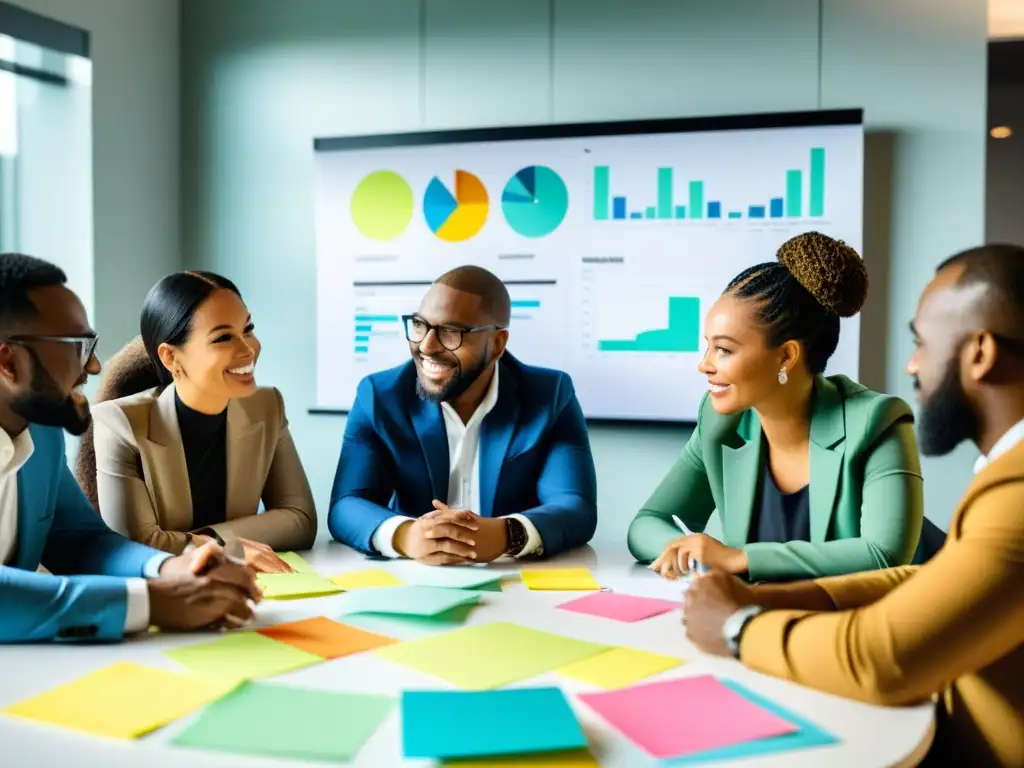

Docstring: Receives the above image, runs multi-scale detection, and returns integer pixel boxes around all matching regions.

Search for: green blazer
[627,375,924,581]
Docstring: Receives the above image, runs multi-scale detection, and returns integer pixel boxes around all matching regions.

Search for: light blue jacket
[0,424,163,643]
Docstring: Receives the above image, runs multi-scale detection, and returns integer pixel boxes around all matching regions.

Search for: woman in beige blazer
[76,271,316,572]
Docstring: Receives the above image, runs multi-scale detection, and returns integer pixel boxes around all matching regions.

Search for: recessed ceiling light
[990,126,1013,139]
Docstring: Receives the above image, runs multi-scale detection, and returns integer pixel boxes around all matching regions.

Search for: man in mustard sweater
[685,243,1024,767]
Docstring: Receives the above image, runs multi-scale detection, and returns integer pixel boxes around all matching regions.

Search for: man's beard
[9,351,92,436]
[916,359,978,457]
[416,350,491,404]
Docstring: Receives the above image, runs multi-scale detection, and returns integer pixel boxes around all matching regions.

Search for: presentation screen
[312,110,863,422]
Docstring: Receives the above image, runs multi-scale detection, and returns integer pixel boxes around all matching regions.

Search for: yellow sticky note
[276,552,316,573]
[330,569,405,589]
[258,572,343,599]
[557,647,682,689]
[521,568,600,591]
[2,661,231,739]
[444,748,599,766]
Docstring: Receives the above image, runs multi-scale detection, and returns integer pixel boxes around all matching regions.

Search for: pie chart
[350,171,414,241]
[423,170,489,242]
[501,166,569,238]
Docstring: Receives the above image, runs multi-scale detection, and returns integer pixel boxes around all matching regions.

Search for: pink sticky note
[558,592,678,623]
[577,675,799,759]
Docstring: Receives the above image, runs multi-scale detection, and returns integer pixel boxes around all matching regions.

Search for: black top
[751,449,812,545]
[175,391,228,530]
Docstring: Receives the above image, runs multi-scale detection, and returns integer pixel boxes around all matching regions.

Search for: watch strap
[724,604,763,658]
[505,517,528,557]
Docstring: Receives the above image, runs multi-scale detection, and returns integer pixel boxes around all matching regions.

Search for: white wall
[181,0,987,540]
[7,0,180,361]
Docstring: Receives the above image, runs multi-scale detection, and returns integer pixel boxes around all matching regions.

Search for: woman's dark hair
[725,231,868,375]
[140,271,241,386]
[74,271,241,509]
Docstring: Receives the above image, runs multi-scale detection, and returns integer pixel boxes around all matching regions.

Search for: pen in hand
[647,515,707,576]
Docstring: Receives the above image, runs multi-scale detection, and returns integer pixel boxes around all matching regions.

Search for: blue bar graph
[613,197,627,220]
[592,147,828,224]
[353,313,400,358]
[511,300,540,308]
[355,314,399,323]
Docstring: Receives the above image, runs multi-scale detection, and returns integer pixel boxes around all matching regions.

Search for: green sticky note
[401,566,504,591]
[165,632,322,683]
[376,621,608,689]
[336,585,480,618]
[173,681,394,762]
[276,552,316,573]
[258,573,343,599]
[341,604,477,640]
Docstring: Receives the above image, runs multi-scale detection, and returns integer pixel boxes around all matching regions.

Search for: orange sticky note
[257,616,396,659]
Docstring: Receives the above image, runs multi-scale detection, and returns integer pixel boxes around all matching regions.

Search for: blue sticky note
[664,680,838,765]
[402,687,587,759]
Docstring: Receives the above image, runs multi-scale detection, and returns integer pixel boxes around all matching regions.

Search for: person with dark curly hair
[628,232,924,582]
[685,243,1024,767]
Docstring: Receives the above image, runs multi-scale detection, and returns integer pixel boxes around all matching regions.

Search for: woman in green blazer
[628,232,924,583]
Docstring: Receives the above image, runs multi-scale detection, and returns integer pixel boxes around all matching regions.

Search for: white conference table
[0,543,935,767]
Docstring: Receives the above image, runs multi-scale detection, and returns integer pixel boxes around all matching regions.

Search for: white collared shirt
[0,426,156,634]
[372,365,543,558]
[973,418,1024,474]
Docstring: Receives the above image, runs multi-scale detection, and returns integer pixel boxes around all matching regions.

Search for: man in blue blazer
[0,253,259,643]
[329,266,597,563]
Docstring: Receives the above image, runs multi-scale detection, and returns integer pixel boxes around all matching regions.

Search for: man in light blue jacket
[0,252,260,643]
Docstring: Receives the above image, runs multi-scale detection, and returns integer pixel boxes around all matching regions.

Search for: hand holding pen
[649,516,748,579]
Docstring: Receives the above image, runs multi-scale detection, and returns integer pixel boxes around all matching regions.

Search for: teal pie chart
[501,166,569,238]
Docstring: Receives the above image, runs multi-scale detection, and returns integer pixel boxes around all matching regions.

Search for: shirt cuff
[509,514,543,557]
[371,515,415,559]
[123,578,151,634]
[143,552,173,579]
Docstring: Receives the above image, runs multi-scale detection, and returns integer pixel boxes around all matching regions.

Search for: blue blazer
[0,425,160,643]
[328,354,598,556]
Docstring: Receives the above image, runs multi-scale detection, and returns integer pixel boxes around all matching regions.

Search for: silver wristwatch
[723,604,763,658]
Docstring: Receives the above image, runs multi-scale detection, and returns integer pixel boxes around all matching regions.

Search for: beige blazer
[91,384,317,555]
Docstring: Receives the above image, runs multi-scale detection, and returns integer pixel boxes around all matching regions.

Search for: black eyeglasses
[401,315,505,352]
[5,334,99,369]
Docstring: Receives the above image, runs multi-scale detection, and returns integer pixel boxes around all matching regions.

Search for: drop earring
[778,368,788,385]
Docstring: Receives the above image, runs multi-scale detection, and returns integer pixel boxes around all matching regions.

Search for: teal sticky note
[340,603,476,640]
[664,680,838,765]
[336,585,480,618]
[401,566,504,591]
[403,687,586,759]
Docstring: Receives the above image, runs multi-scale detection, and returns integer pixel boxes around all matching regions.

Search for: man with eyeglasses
[0,253,261,643]
[329,265,597,564]
[683,244,1024,767]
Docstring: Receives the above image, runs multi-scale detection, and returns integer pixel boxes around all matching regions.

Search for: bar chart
[597,297,700,353]
[350,284,420,371]
[593,147,826,223]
